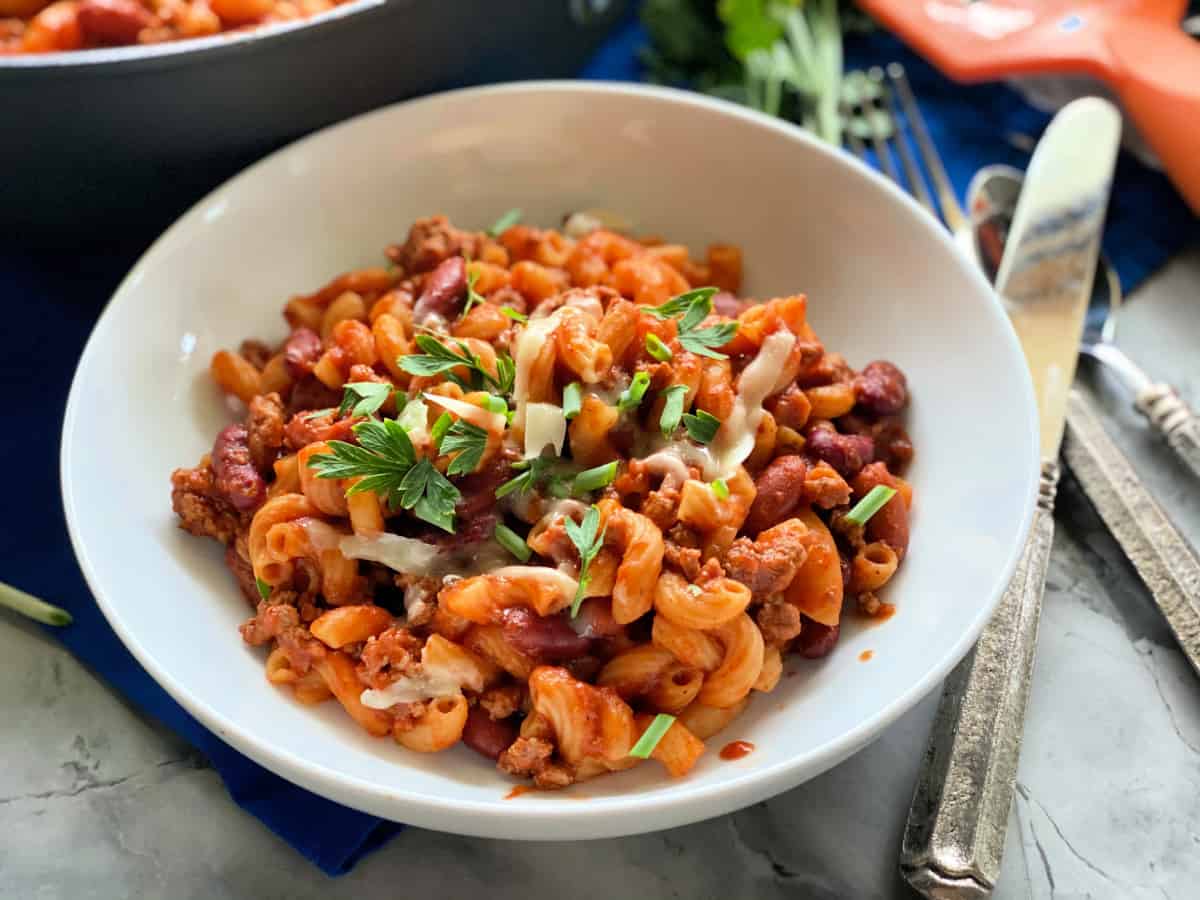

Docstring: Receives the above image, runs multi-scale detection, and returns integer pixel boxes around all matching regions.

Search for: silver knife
[900,97,1122,898]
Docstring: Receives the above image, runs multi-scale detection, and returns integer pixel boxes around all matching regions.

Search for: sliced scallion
[574,461,618,494]
[645,333,673,362]
[844,484,897,526]
[494,523,532,562]
[629,713,677,759]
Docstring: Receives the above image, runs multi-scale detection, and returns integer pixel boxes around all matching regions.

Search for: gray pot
[1,0,629,241]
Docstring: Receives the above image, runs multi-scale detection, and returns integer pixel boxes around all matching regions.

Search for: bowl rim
[0,0,384,73]
[60,79,1040,835]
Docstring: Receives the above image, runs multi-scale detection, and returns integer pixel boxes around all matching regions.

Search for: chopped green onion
[500,306,528,323]
[844,484,898,526]
[682,409,722,444]
[256,577,271,600]
[711,478,730,501]
[547,477,573,499]
[659,384,688,439]
[0,581,73,627]
[488,207,523,237]
[645,333,673,362]
[618,371,651,413]
[494,523,532,562]
[574,461,618,494]
[562,382,583,420]
[430,411,453,449]
[484,395,508,416]
[629,713,677,759]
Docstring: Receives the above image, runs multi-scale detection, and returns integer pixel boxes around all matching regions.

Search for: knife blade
[900,97,1122,899]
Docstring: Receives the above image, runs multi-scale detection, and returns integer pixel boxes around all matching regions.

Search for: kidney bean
[854,361,908,415]
[852,462,909,559]
[745,456,807,534]
[461,706,518,761]
[211,424,266,511]
[77,0,151,45]
[500,607,593,661]
[572,598,624,639]
[412,256,467,323]
[805,424,873,479]
[797,616,840,659]
[712,291,748,318]
[283,328,323,379]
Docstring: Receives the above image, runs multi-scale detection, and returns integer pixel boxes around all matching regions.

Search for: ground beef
[640,483,681,531]
[170,463,240,544]
[387,216,480,275]
[246,392,285,474]
[723,518,808,600]
[801,460,853,509]
[497,736,574,788]
[357,626,422,690]
[756,601,804,645]
[239,601,300,646]
[664,540,702,581]
[224,543,260,606]
[479,684,525,721]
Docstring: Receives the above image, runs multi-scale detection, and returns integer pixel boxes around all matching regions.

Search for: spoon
[966,165,1200,480]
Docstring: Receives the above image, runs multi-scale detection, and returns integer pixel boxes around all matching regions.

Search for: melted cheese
[360,669,464,709]
[512,310,567,431]
[523,402,567,459]
[708,329,797,478]
[638,449,694,486]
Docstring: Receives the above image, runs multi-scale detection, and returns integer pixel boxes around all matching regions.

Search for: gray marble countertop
[4,250,1199,900]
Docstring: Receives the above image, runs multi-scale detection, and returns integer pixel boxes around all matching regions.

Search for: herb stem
[0,581,73,627]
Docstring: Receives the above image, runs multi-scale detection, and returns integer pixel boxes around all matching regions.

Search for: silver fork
[841,64,970,251]
[855,64,1200,899]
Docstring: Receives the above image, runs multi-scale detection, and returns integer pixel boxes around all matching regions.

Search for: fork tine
[857,77,901,184]
[887,63,966,234]
[869,67,939,221]
[840,98,870,164]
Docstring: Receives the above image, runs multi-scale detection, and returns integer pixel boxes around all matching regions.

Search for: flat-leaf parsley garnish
[337,381,392,418]
[460,268,485,320]
[439,419,489,476]
[565,505,606,617]
[399,335,514,394]
[642,286,738,359]
[308,417,461,532]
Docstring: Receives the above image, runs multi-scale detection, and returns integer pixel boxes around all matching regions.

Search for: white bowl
[61,82,1038,839]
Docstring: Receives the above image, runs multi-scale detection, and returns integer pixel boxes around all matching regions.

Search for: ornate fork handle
[1136,383,1200,482]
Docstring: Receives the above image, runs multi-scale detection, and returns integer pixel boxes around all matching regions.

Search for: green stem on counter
[0,580,73,627]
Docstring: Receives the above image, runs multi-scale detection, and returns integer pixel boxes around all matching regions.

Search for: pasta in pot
[169,212,915,789]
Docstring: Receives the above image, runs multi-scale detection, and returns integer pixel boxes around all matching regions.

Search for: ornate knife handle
[1065,390,1200,677]
[1136,383,1200,483]
[900,461,1059,899]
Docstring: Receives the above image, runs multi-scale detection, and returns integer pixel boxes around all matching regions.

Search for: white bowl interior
[62,82,1038,839]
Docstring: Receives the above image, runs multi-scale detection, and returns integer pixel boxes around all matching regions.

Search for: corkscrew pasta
[170,212,915,789]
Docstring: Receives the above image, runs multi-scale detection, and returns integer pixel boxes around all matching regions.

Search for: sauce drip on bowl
[505,785,537,800]
[859,649,875,662]
[719,740,755,760]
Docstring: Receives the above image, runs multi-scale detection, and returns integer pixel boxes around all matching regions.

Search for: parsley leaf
[337,381,392,418]
[307,417,460,530]
[488,208,522,237]
[399,335,514,395]
[642,287,718,321]
[255,577,271,600]
[682,409,722,444]
[460,268,485,320]
[564,505,606,616]
[659,384,689,438]
[641,286,737,359]
[679,321,739,359]
[440,419,489,476]
[401,458,461,532]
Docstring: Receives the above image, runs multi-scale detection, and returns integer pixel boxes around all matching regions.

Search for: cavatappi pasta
[170,213,915,789]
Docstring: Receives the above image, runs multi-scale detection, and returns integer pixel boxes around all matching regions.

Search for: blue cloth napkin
[582,19,1199,295]
[5,8,1194,880]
